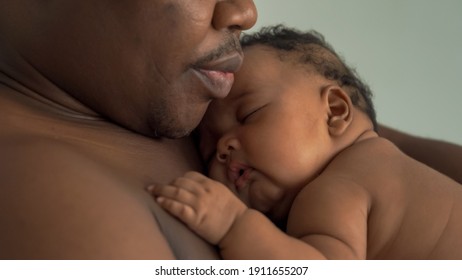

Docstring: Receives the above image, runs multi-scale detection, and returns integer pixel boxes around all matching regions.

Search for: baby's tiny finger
[150,184,199,207]
[156,196,197,225]
[171,177,205,194]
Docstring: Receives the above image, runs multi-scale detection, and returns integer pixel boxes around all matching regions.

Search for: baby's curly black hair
[241,24,377,130]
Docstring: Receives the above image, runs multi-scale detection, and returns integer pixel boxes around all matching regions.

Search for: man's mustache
[192,34,243,68]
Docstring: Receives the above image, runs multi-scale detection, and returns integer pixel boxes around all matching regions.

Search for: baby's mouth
[234,167,253,191]
[227,162,253,191]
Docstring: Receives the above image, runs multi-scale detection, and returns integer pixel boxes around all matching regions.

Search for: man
[0,1,460,259]
[0,0,257,259]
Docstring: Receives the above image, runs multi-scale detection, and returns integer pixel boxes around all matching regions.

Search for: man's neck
[0,42,100,121]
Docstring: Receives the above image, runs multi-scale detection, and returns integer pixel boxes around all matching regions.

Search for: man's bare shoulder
[0,137,174,259]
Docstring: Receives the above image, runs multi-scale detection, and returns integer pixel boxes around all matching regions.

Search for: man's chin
[150,123,197,139]
[145,111,204,139]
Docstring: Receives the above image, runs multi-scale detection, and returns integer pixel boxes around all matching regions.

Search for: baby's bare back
[335,137,462,259]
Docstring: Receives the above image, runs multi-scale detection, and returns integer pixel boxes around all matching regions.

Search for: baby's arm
[148,171,327,259]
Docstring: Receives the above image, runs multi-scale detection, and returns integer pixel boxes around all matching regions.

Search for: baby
[149,25,462,259]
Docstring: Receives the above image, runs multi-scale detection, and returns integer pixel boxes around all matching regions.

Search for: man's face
[26,0,257,138]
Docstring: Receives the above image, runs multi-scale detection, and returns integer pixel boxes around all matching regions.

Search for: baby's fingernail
[156,197,165,203]
[145,185,155,192]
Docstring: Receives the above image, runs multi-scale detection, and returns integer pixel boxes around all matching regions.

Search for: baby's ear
[321,85,353,137]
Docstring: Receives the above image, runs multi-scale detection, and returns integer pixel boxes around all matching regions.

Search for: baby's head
[196,25,377,225]
[241,25,377,129]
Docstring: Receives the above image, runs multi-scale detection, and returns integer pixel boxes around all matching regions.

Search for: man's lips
[199,51,243,73]
[192,52,243,99]
[193,69,234,99]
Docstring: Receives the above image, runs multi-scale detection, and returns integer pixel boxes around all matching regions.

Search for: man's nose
[212,0,258,34]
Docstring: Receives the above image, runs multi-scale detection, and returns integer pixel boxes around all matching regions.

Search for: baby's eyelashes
[238,104,268,124]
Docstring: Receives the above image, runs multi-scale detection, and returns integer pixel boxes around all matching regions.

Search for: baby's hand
[147,171,247,244]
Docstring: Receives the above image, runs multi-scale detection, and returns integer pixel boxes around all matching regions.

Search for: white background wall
[251,0,462,145]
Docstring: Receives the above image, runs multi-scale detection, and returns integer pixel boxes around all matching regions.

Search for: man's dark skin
[0,0,257,259]
[0,0,460,259]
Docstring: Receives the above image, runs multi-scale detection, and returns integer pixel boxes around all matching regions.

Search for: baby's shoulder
[347,136,401,157]
[329,137,403,172]
[316,136,408,196]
